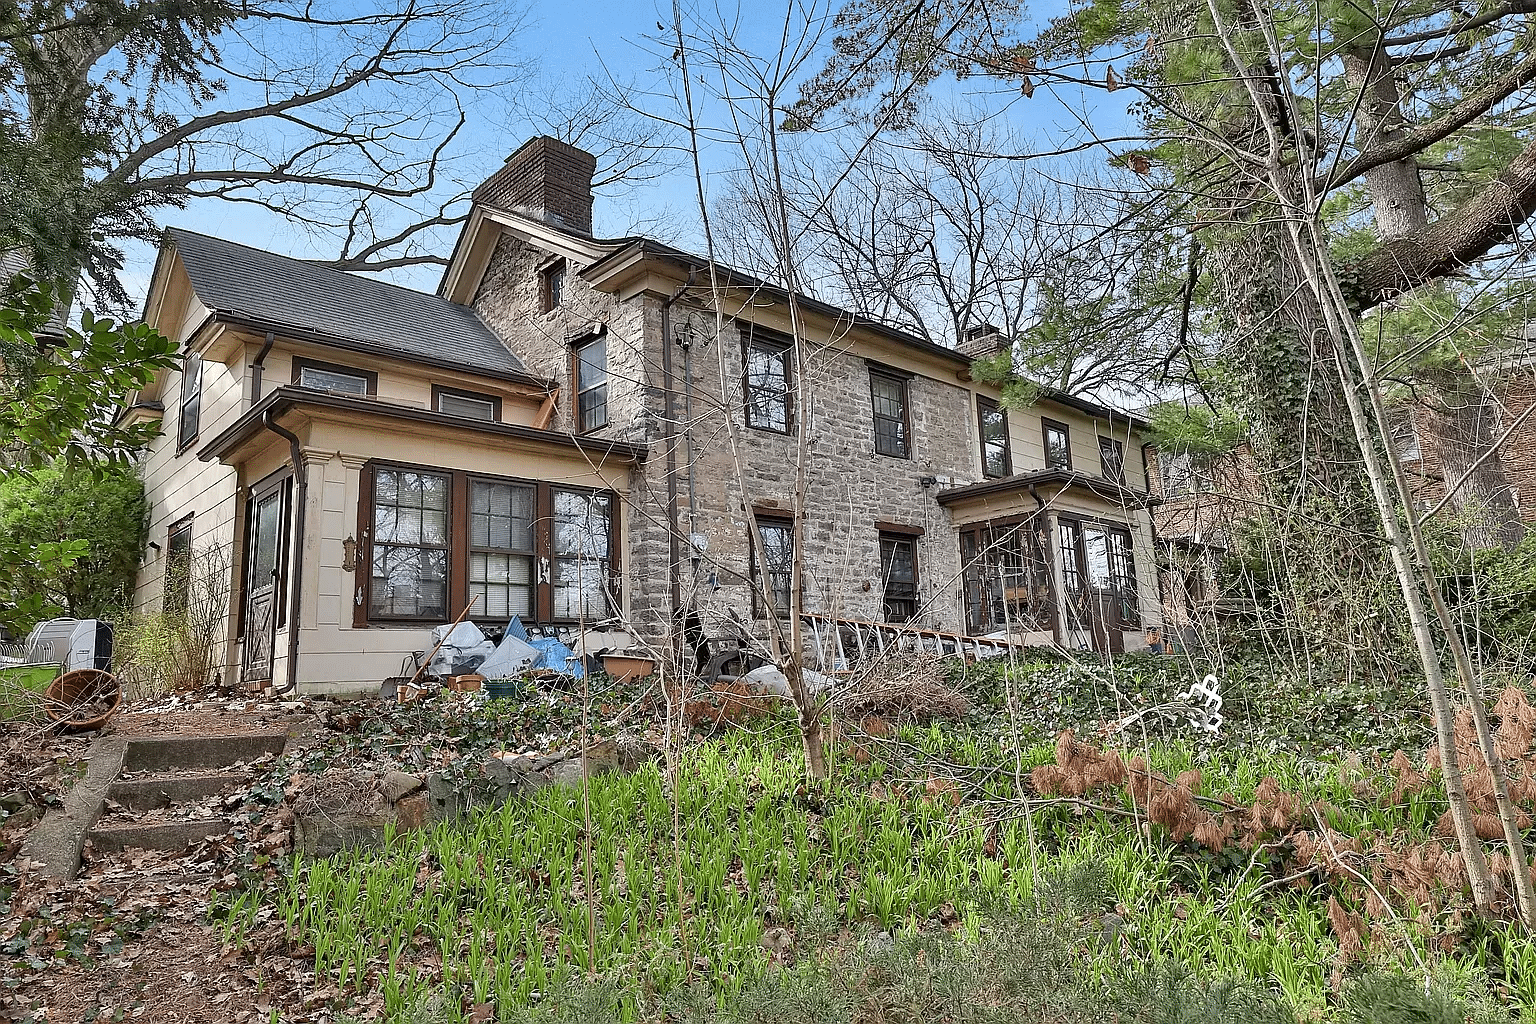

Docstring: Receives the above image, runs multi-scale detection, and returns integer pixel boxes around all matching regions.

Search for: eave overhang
[197,386,649,466]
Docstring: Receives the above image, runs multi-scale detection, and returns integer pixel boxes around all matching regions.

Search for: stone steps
[23,730,289,877]
[86,818,237,854]
[108,771,250,811]
[120,732,287,772]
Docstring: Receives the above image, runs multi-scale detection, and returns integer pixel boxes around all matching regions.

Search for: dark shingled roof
[165,227,531,379]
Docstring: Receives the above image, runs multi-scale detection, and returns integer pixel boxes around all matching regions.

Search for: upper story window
[1099,435,1126,484]
[1042,418,1071,470]
[176,353,202,453]
[869,368,911,458]
[1385,406,1422,462]
[574,334,607,432]
[743,325,793,433]
[541,260,566,313]
[294,357,375,396]
[977,396,1011,478]
[435,386,499,422]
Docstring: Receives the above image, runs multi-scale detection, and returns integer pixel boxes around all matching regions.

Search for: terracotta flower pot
[44,668,122,731]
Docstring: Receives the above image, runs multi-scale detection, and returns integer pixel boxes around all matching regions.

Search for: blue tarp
[527,636,584,677]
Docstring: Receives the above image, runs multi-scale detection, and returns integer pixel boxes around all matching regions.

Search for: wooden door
[1061,521,1138,654]
[242,479,288,685]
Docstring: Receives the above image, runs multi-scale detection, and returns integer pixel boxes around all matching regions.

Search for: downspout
[250,331,276,402]
[262,409,306,696]
[659,272,698,626]
[1028,483,1059,644]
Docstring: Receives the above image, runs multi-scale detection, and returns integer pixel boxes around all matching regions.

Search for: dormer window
[541,259,566,312]
[294,357,375,396]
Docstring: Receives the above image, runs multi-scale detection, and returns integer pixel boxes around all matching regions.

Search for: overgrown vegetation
[211,655,1535,1023]
[0,460,147,635]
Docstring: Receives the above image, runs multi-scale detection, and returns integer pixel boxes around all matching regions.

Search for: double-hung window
[177,354,202,452]
[752,516,795,617]
[1043,418,1071,470]
[165,515,194,614]
[1099,436,1126,483]
[869,369,911,458]
[879,532,919,622]
[369,469,451,620]
[575,334,608,432]
[467,480,535,619]
[743,325,793,433]
[361,464,617,625]
[977,396,1011,477]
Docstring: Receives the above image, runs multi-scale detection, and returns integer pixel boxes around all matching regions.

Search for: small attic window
[541,260,566,313]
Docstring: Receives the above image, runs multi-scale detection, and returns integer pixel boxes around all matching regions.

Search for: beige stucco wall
[221,407,635,694]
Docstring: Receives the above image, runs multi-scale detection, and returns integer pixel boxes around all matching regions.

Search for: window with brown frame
[176,354,202,453]
[879,532,919,622]
[369,468,451,620]
[1099,436,1126,483]
[360,462,617,625]
[959,516,1052,634]
[742,324,793,433]
[977,396,1011,478]
[869,368,910,458]
[751,515,795,617]
[574,334,608,432]
[434,385,500,422]
[1058,517,1140,627]
[165,514,194,615]
[1042,417,1071,470]
[292,357,376,396]
[541,260,566,312]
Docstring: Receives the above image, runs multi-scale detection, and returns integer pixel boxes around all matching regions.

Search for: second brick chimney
[474,136,597,235]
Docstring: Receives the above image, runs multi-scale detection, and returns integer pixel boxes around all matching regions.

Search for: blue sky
[122,0,1126,310]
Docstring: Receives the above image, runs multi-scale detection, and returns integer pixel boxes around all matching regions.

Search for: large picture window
[360,463,617,625]
[370,469,450,620]
[743,326,793,433]
[552,489,613,620]
[869,369,911,458]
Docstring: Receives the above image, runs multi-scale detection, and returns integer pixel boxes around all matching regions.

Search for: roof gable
[164,228,532,380]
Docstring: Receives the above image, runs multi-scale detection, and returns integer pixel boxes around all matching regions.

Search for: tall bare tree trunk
[1344,36,1525,550]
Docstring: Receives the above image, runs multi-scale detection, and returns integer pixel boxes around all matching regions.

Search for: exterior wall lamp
[342,536,359,573]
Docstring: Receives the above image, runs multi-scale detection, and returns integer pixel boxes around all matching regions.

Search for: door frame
[240,469,292,685]
[1056,514,1140,653]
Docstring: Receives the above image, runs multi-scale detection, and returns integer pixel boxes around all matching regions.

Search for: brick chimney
[474,136,597,235]
[957,322,1009,359]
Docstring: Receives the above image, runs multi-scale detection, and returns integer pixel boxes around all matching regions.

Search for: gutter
[261,409,306,696]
